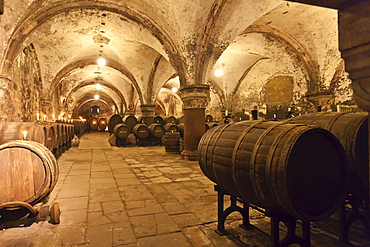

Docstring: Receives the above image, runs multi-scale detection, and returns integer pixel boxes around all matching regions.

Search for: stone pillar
[179,84,210,161]
[305,91,333,111]
[140,104,155,126]
[337,1,370,219]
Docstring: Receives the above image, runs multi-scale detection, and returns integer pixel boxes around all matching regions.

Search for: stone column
[338,2,370,218]
[140,104,155,126]
[179,84,210,161]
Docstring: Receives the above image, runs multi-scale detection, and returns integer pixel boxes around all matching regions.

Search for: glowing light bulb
[94,95,100,100]
[95,84,102,90]
[215,69,223,77]
[97,58,106,66]
[171,87,178,93]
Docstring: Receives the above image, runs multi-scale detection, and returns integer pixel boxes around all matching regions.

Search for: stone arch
[241,24,320,93]
[0,0,187,86]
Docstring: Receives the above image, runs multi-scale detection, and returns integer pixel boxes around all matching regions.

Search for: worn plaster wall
[206,29,353,121]
[11,44,42,122]
[0,76,15,122]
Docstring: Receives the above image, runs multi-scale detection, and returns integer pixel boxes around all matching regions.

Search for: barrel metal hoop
[231,121,264,202]
[249,121,286,205]
[209,123,233,186]
[324,112,346,130]
[198,125,221,181]
[266,124,305,212]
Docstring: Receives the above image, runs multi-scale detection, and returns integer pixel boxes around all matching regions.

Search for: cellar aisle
[0,132,369,246]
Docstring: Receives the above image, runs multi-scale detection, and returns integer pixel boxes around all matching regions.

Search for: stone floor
[0,132,370,246]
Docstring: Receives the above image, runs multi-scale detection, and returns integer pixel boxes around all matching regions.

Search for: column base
[181,150,198,161]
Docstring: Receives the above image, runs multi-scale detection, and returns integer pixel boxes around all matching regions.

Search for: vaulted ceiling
[0,0,340,118]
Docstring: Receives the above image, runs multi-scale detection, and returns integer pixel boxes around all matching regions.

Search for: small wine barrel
[149,123,165,138]
[177,123,184,138]
[113,123,130,140]
[98,118,107,131]
[164,116,177,124]
[163,132,181,154]
[133,123,150,139]
[179,137,184,153]
[123,115,138,133]
[164,123,178,132]
[0,140,59,205]
[205,114,213,122]
[177,116,184,124]
[198,121,348,221]
[0,122,46,147]
[286,112,368,187]
[153,116,165,126]
[205,122,219,131]
[89,118,99,131]
[108,114,123,134]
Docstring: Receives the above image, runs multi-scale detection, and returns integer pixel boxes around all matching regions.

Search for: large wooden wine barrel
[113,123,130,140]
[108,114,123,134]
[67,124,75,141]
[0,140,59,205]
[37,122,58,150]
[153,116,165,126]
[164,116,177,124]
[98,118,107,131]
[133,123,150,139]
[0,122,46,147]
[60,124,68,146]
[163,131,181,154]
[286,112,368,187]
[149,123,165,138]
[89,118,99,131]
[123,115,138,133]
[164,123,178,132]
[198,121,349,221]
[72,119,86,136]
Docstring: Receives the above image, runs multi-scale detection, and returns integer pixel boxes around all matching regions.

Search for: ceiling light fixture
[95,83,102,90]
[215,69,223,77]
[97,58,106,66]
[94,94,100,100]
[171,87,178,93]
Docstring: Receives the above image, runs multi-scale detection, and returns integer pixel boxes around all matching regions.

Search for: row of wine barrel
[198,112,368,222]
[107,115,184,134]
[0,122,75,155]
[113,122,179,141]
[88,117,107,131]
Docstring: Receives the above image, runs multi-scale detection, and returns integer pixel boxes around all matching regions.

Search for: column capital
[140,104,156,117]
[179,84,210,109]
